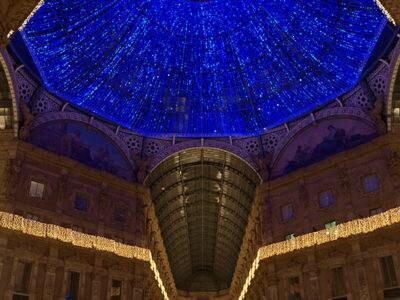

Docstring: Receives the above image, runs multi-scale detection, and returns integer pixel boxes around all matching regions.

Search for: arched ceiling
[10,0,391,137]
[146,148,261,292]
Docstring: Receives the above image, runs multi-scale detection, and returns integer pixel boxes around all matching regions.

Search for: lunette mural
[28,121,133,181]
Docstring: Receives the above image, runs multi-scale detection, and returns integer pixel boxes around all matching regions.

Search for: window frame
[331,266,347,298]
[318,189,335,209]
[28,180,45,199]
[379,255,399,289]
[362,173,380,193]
[73,193,89,213]
[113,206,128,223]
[281,203,294,222]
[13,260,33,296]
[111,278,123,300]
[65,270,81,300]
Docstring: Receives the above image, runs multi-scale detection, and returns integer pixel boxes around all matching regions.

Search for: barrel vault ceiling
[146,148,261,292]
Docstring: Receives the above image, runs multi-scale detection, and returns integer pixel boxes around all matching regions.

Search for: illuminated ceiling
[12,0,390,137]
[146,148,261,292]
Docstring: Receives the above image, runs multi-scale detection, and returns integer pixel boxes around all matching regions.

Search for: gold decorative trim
[374,0,396,25]
[0,50,19,137]
[0,211,170,300]
[238,207,400,300]
[19,0,46,31]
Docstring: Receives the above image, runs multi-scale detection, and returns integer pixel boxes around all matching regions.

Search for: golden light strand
[374,0,397,25]
[18,0,46,31]
[238,207,400,300]
[0,212,170,300]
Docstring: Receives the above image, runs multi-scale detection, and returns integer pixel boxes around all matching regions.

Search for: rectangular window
[319,190,334,208]
[29,181,45,198]
[325,221,337,230]
[380,256,398,288]
[111,279,122,300]
[370,207,384,216]
[74,195,88,212]
[383,288,400,298]
[14,261,32,295]
[66,271,80,300]
[281,204,294,222]
[331,267,346,297]
[114,207,127,223]
[0,104,12,130]
[363,174,380,193]
[288,276,301,300]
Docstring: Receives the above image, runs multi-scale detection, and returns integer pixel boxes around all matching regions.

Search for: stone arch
[145,147,262,292]
[148,140,261,176]
[387,39,400,132]
[270,107,378,178]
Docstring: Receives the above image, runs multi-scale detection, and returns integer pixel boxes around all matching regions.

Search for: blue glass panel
[16,0,388,137]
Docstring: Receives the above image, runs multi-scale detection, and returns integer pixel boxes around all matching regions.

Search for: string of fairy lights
[0,211,173,300]
[14,0,390,137]
[2,205,400,299]
[237,206,400,300]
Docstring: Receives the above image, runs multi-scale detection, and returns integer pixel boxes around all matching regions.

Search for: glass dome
[16,0,389,137]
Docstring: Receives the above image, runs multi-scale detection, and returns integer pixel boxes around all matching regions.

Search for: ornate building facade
[1,1,400,300]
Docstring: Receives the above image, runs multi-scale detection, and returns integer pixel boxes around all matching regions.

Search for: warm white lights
[238,207,400,300]
[18,0,46,31]
[0,212,171,300]
[374,0,397,25]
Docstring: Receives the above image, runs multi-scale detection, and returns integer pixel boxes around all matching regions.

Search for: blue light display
[18,0,388,137]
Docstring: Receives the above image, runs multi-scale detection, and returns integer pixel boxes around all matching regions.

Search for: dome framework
[16,0,388,137]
